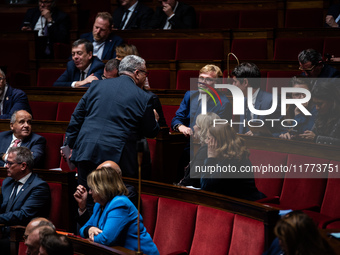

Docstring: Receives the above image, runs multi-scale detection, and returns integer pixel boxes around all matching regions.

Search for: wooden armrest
[256,196,280,203]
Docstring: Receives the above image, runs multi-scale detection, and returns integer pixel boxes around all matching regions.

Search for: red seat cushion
[48,182,63,229]
[37,68,65,87]
[153,197,197,255]
[189,206,234,255]
[249,149,287,198]
[199,11,239,29]
[176,39,224,60]
[37,133,64,169]
[176,70,200,90]
[162,105,180,129]
[29,101,58,120]
[56,102,78,121]
[148,70,171,89]
[285,9,323,28]
[231,39,268,60]
[266,70,302,93]
[239,10,278,28]
[128,39,177,60]
[228,214,265,255]
[141,194,159,238]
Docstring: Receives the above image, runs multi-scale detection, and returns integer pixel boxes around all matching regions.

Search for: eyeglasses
[5,161,21,167]
[198,76,214,84]
[299,65,316,72]
[138,69,149,77]
[101,74,107,80]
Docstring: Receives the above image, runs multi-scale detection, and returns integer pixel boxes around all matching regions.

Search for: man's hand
[299,130,316,140]
[280,132,291,140]
[326,15,339,28]
[41,9,53,23]
[21,26,32,31]
[162,3,174,17]
[60,148,72,161]
[74,74,99,88]
[153,109,159,122]
[73,185,88,212]
[244,130,254,136]
[88,227,103,241]
[178,125,193,137]
[207,136,218,158]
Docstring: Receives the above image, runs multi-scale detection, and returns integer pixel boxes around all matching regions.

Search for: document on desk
[60,145,76,170]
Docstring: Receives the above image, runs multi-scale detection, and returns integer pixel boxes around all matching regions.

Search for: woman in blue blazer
[79,167,159,255]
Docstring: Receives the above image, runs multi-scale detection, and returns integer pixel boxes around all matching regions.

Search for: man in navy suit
[113,0,154,30]
[80,12,123,60]
[171,65,232,136]
[21,0,70,58]
[53,39,105,88]
[231,62,282,135]
[0,110,46,168]
[148,0,196,29]
[0,69,31,120]
[0,147,50,254]
[63,55,159,211]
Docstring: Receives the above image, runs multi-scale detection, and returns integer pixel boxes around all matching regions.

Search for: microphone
[226,52,239,78]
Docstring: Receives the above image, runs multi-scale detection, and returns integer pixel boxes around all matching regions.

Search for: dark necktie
[119,10,130,29]
[80,71,86,81]
[6,181,20,212]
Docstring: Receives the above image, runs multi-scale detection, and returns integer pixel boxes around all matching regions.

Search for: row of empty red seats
[127,37,340,61]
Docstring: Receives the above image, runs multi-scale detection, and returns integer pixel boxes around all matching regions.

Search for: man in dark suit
[21,0,70,58]
[80,12,123,60]
[0,147,50,254]
[231,62,282,135]
[113,0,154,30]
[298,49,340,87]
[53,39,105,88]
[0,110,46,168]
[0,69,31,120]
[63,55,159,210]
[148,0,196,29]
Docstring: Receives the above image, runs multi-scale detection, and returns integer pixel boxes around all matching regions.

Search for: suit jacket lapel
[11,174,35,207]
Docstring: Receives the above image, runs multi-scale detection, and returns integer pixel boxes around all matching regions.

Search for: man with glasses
[0,110,46,168]
[62,55,159,213]
[298,49,340,87]
[53,39,105,88]
[21,0,70,58]
[0,147,50,254]
[0,69,31,119]
[172,65,232,136]
[102,59,120,80]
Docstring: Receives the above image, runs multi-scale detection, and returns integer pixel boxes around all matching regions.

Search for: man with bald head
[25,221,56,255]
[73,160,137,227]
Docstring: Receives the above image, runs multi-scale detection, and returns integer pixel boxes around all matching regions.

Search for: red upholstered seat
[141,194,159,238]
[176,70,200,90]
[323,38,340,60]
[285,9,323,28]
[189,206,234,255]
[198,11,239,29]
[18,242,26,255]
[29,101,58,120]
[231,39,268,60]
[152,197,197,255]
[326,220,340,229]
[56,102,78,121]
[53,43,71,59]
[273,38,324,60]
[266,70,301,93]
[148,70,171,89]
[239,10,278,28]
[263,155,329,210]
[223,70,267,91]
[249,149,287,198]
[228,214,265,255]
[162,105,179,129]
[128,39,177,60]
[48,182,63,229]
[37,133,64,169]
[175,39,224,60]
[37,68,65,87]
[0,13,25,31]
[304,161,340,228]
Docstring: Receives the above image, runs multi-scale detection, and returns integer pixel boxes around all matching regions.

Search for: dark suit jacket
[148,1,196,29]
[0,131,46,168]
[144,89,167,127]
[0,173,50,226]
[80,32,123,60]
[238,89,282,134]
[53,57,105,87]
[171,90,232,130]
[21,7,70,44]
[0,85,31,120]
[113,2,154,29]
[65,75,160,177]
